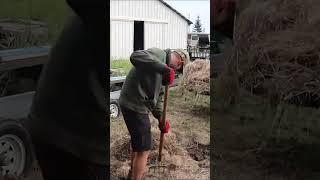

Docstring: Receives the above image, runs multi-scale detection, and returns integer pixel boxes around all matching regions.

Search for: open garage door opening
[133,21,144,51]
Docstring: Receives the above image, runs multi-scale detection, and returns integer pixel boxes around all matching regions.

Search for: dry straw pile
[110,128,209,179]
[228,0,320,106]
[180,59,210,95]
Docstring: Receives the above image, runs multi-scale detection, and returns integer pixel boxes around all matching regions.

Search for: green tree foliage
[192,16,203,33]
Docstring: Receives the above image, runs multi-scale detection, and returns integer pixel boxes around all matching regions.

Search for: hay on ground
[110,128,208,179]
[180,59,210,95]
[226,0,320,107]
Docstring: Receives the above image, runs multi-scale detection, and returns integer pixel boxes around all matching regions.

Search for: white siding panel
[110,21,133,60]
[145,22,166,49]
[159,2,189,50]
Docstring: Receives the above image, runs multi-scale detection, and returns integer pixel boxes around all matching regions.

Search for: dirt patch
[113,138,131,161]
[186,138,210,162]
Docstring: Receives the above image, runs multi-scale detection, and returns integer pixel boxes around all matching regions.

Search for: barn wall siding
[110,20,133,60]
[110,0,189,60]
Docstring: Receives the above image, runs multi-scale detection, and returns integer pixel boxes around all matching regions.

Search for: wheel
[0,118,33,177]
[110,102,120,118]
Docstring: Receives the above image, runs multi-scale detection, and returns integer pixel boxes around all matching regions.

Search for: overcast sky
[164,0,210,33]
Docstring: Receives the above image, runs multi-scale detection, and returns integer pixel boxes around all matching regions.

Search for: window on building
[191,35,199,40]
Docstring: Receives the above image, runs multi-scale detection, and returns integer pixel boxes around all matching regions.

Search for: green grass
[0,0,70,43]
[110,59,132,76]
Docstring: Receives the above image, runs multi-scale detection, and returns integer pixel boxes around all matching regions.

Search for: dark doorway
[134,21,144,51]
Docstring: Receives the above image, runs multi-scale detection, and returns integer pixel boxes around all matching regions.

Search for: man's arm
[152,87,165,120]
[130,49,169,74]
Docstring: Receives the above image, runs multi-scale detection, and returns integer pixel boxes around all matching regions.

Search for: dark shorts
[120,106,152,152]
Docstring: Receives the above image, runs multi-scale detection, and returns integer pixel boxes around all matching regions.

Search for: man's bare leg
[131,150,136,168]
[132,151,150,180]
[128,150,136,179]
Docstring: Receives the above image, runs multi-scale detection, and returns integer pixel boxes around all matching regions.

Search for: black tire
[110,101,120,118]
[0,118,34,177]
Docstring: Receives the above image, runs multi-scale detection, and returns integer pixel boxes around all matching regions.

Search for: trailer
[0,46,49,177]
[110,76,126,118]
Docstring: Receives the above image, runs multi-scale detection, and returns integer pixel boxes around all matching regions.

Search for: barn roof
[159,0,193,25]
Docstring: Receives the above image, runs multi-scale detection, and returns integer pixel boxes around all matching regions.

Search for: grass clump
[110,59,132,76]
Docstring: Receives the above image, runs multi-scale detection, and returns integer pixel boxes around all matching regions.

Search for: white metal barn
[110,0,192,60]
